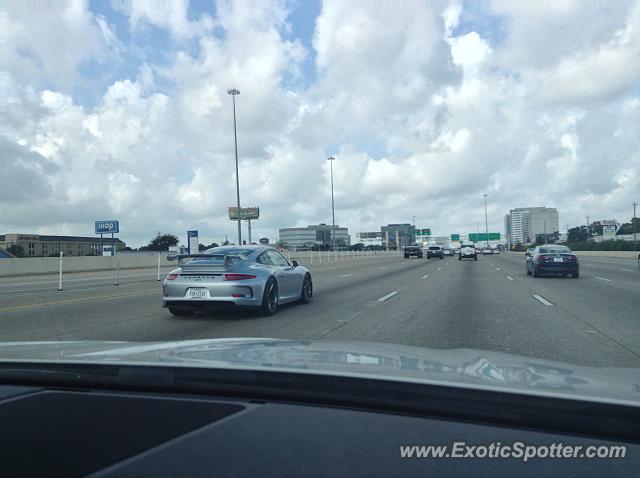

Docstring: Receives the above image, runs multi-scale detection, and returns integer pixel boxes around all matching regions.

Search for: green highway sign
[415,228,431,236]
[451,234,460,241]
[469,233,501,241]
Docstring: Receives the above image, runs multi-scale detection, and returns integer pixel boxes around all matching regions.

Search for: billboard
[602,225,616,241]
[359,232,382,239]
[95,220,119,234]
[228,207,260,220]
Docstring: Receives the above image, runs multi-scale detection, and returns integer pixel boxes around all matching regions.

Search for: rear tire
[532,267,539,278]
[260,278,279,316]
[527,265,532,276]
[571,271,579,278]
[458,256,461,261]
[168,308,193,316]
[299,274,312,304]
[474,256,477,261]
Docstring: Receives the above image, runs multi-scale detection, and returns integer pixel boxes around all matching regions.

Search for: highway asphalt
[0,253,638,367]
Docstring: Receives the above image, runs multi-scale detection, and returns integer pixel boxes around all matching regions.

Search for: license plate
[553,257,563,263]
[187,288,209,299]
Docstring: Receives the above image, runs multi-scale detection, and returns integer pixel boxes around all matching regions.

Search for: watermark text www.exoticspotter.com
[400,442,626,462]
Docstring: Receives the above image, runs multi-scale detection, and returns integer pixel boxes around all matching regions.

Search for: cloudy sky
[2,0,639,247]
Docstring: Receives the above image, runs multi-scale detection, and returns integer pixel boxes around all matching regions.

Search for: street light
[328,156,336,251]
[483,194,489,247]
[227,88,241,245]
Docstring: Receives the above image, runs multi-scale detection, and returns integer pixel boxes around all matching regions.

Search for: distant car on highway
[162,245,313,316]
[526,245,579,278]
[443,248,453,256]
[492,248,500,255]
[482,248,493,255]
[427,246,444,259]
[404,245,423,259]
[459,244,477,261]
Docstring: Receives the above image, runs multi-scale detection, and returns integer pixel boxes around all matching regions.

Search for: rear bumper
[162,278,265,308]
[536,264,579,274]
[162,297,262,309]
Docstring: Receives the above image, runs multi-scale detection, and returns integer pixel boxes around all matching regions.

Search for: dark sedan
[526,245,579,278]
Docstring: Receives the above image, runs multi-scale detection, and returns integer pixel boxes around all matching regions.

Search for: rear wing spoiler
[167,254,248,268]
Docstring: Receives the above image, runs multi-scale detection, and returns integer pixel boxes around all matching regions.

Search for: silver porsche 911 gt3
[162,245,313,316]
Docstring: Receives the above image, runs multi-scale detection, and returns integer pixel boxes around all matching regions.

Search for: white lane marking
[496,268,501,271]
[532,294,553,306]
[379,266,388,270]
[339,274,353,278]
[422,274,429,279]
[594,277,611,282]
[622,268,634,272]
[506,276,514,281]
[437,267,442,271]
[377,291,399,302]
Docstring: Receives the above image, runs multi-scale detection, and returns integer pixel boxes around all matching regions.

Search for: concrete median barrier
[0,253,175,277]
[507,251,639,259]
[0,249,402,277]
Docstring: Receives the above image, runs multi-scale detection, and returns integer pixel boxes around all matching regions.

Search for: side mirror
[525,252,531,257]
[292,260,299,268]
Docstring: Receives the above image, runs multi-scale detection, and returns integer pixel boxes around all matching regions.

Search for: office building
[0,233,126,257]
[505,207,559,245]
[278,224,350,249]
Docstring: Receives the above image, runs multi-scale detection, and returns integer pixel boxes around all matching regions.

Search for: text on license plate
[553,257,563,262]
[188,288,209,298]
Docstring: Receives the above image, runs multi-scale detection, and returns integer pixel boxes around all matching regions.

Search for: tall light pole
[227,88,242,245]
[476,221,480,246]
[483,194,489,247]
[328,156,336,251]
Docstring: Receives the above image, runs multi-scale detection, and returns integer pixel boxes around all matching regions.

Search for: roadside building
[0,233,126,257]
[278,224,350,249]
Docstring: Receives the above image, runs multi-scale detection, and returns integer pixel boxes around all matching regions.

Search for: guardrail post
[115,261,120,286]
[310,249,313,265]
[58,251,63,291]
[157,253,161,281]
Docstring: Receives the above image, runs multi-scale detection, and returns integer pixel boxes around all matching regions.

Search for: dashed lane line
[532,294,553,306]
[377,291,399,302]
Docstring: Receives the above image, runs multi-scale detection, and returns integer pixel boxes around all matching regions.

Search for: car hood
[0,339,638,404]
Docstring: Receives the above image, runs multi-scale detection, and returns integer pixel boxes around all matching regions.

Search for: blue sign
[95,220,119,234]
[187,230,198,238]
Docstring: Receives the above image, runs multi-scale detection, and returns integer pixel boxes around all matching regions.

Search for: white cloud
[112,0,214,40]
[4,1,115,90]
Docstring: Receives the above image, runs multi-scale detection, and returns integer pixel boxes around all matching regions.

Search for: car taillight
[538,255,548,261]
[567,255,577,262]
[224,274,257,281]
[165,273,179,280]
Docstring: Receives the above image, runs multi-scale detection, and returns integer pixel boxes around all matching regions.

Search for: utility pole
[633,202,637,244]
[586,216,590,238]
